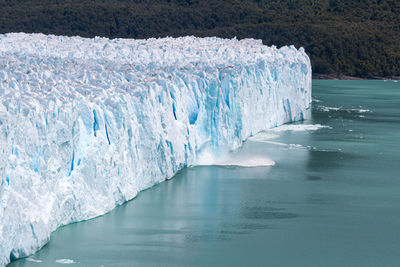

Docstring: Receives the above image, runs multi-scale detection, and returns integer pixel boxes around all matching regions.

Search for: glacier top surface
[0,33,304,66]
[0,33,309,104]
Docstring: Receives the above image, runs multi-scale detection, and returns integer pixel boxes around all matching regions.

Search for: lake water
[10,80,400,266]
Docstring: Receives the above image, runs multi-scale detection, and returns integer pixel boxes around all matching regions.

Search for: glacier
[0,33,311,266]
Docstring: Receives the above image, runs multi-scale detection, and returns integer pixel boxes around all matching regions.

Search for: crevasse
[0,33,311,266]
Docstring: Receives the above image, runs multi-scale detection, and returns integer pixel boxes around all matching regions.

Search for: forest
[1,0,399,78]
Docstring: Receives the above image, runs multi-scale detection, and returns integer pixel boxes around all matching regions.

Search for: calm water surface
[10,80,400,266]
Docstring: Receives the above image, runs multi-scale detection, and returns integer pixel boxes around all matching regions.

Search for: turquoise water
[10,80,400,266]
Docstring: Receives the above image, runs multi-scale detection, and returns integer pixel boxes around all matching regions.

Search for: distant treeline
[1,0,399,78]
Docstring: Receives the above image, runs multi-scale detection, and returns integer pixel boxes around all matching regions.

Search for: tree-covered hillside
[1,0,399,78]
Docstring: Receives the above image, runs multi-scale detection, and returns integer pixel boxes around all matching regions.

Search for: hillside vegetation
[1,0,399,78]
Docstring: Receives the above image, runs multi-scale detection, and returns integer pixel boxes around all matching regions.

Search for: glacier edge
[0,33,311,266]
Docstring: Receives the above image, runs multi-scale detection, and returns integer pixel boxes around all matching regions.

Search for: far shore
[313,73,400,80]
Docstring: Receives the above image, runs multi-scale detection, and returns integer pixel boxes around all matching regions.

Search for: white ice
[268,124,331,132]
[55,259,75,264]
[25,258,42,263]
[0,33,311,266]
[195,148,276,167]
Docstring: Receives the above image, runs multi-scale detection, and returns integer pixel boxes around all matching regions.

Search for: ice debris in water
[55,259,75,264]
[319,106,372,113]
[195,147,276,167]
[0,33,311,266]
[25,258,42,263]
[268,124,331,132]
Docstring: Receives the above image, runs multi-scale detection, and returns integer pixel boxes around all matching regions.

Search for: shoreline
[312,73,400,80]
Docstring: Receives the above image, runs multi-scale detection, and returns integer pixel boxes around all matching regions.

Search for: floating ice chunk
[26,258,43,263]
[248,132,280,142]
[319,106,342,112]
[251,140,307,150]
[269,124,331,132]
[356,109,372,113]
[55,259,75,264]
[319,106,372,113]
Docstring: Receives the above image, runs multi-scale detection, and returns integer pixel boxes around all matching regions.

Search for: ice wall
[0,33,311,266]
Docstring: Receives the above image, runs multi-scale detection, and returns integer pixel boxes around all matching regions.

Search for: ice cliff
[0,33,311,266]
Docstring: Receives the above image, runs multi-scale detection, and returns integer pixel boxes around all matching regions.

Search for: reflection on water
[10,80,400,267]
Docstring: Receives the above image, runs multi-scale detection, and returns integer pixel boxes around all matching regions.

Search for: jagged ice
[0,33,311,266]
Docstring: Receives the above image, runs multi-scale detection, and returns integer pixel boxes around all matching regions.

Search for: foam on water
[205,156,276,167]
[195,149,275,167]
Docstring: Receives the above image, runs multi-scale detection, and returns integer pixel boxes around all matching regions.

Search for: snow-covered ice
[0,33,311,266]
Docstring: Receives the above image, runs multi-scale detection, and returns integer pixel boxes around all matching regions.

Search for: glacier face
[0,33,311,266]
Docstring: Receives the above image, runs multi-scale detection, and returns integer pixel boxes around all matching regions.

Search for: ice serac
[0,33,311,266]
